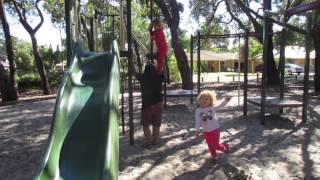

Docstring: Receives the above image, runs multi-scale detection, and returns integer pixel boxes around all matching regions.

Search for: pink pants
[204,128,227,158]
[156,49,167,74]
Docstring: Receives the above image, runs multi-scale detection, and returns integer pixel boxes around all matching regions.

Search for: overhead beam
[286,1,320,17]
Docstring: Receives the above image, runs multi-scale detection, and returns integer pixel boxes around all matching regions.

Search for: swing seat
[247,96,303,108]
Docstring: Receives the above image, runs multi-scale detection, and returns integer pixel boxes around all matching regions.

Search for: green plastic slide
[34,41,120,180]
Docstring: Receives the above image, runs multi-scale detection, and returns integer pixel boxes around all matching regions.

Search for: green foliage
[180,29,190,50]
[248,38,262,60]
[43,0,65,26]
[17,70,63,91]
[12,37,34,71]
[40,45,61,72]
[167,53,181,82]
[17,72,41,90]
[48,71,64,87]
[0,34,6,59]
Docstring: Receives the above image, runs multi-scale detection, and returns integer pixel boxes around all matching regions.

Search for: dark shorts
[141,102,163,127]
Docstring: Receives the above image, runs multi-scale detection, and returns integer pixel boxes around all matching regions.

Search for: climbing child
[137,64,164,147]
[195,90,230,161]
[148,19,168,74]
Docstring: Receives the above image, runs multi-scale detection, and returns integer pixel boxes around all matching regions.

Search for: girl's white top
[195,107,219,132]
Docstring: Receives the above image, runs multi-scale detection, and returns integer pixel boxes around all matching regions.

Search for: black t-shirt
[137,73,164,109]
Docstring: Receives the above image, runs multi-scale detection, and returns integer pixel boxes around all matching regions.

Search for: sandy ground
[0,87,319,180]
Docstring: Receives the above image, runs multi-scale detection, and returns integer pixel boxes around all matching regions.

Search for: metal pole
[261,11,270,124]
[197,31,201,94]
[237,36,241,107]
[126,0,134,145]
[164,56,167,110]
[121,82,125,135]
[150,0,153,55]
[302,15,312,123]
[65,0,71,68]
[279,27,287,114]
[190,35,194,104]
[120,0,125,50]
[243,31,249,116]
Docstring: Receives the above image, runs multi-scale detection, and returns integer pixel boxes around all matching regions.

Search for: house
[273,46,315,71]
[187,50,258,73]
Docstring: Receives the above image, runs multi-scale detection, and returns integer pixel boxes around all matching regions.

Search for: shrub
[17,73,41,91]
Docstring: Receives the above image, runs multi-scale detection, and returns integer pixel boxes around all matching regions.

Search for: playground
[0,85,319,179]
[1,0,320,179]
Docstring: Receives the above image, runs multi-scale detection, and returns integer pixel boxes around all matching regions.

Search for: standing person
[195,90,230,161]
[148,19,168,74]
[137,64,164,147]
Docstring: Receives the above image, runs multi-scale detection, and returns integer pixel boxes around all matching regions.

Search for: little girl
[148,19,168,74]
[195,90,230,161]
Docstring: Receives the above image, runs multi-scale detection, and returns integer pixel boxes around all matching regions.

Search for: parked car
[255,63,304,75]
[285,63,304,75]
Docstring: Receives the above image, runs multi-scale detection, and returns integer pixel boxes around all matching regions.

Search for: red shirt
[150,29,168,53]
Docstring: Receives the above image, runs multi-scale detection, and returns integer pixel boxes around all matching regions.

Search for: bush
[167,55,181,82]
[48,71,64,87]
[17,73,42,91]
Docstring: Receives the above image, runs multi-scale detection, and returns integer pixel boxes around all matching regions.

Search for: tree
[155,0,191,89]
[12,37,34,71]
[0,0,19,101]
[190,0,280,85]
[10,0,50,94]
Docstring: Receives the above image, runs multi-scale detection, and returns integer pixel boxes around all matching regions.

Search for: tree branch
[34,0,44,32]
[225,0,247,31]
[154,0,172,27]
[232,0,263,34]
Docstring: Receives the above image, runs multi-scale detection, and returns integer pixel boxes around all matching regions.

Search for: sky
[8,10,63,50]
[8,1,196,49]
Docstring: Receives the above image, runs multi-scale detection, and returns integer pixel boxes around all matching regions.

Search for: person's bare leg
[143,126,152,147]
[152,126,160,145]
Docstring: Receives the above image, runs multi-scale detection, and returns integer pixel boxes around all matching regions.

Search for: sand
[0,88,319,180]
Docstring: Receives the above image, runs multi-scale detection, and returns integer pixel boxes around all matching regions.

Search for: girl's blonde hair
[152,19,164,29]
[197,90,217,107]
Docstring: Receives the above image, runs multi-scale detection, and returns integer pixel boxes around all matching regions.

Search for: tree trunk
[266,36,280,85]
[0,64,9,101]
[232,0,279,85]
[264,0,280,85]
[80,15,94,51]
[313,19,320,94]
[156,0,192,89]
[170,29,191,89]
[0,0,19,101]
[12,0,50,95]
[31,35,50,95]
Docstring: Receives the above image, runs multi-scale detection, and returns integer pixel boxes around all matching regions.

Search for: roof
[187,50,240,61]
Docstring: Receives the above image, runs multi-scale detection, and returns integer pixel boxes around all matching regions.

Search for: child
[195,90,230,161]
[137,64,164,147]
[148,19,168,74]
